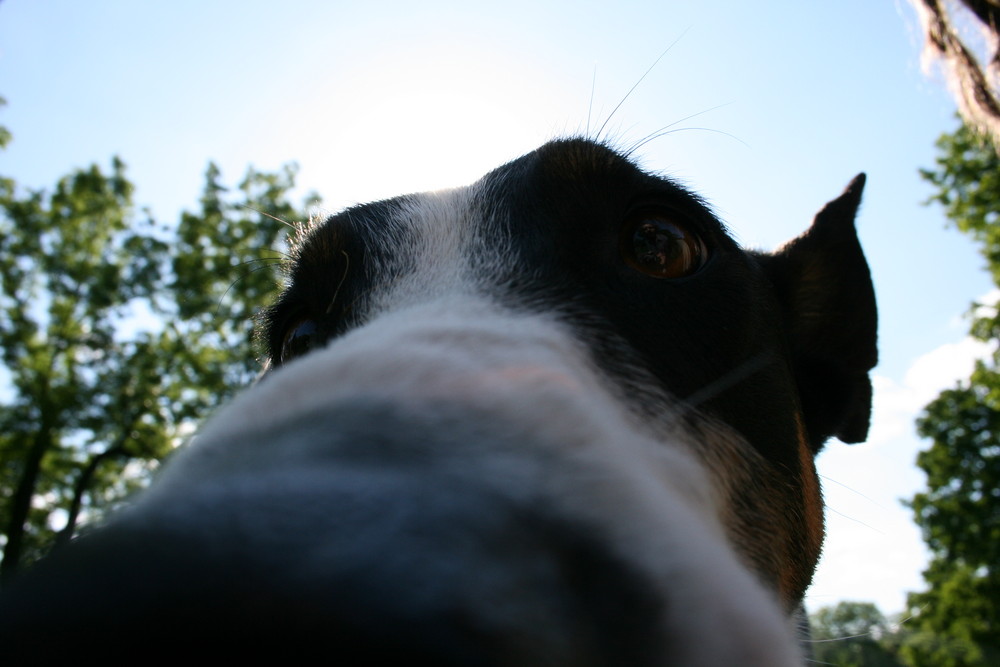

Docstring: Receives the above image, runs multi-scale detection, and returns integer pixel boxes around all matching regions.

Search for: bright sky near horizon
[0,0,995,617]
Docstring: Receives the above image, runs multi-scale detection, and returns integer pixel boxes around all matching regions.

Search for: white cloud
[867,336,993,447]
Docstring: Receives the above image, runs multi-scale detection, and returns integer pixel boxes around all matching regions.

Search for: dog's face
[0,139,876,665]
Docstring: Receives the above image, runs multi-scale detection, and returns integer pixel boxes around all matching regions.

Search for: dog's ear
[757,174,877,451]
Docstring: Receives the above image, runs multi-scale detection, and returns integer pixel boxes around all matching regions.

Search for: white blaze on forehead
[364,182,512,316]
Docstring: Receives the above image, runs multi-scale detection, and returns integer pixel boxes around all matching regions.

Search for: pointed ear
[757,174,878,451]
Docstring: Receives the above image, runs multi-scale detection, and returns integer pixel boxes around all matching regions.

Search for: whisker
[623,102,748,157]
[215,260,286,317]
[807,632,879,644]
[819,474,888,511]
[823,505,884,534]
[628,102,735,147]
[326,250,351,315]
[239,204,300,231]
[234,254,290,269]
[889,606,924,629]
[594,27,691,141]
[681,352,774,410]
[801,606,925,659]
[586,64,598,138]
[632,126,751,155]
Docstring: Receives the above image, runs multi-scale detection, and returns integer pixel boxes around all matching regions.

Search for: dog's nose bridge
[232,303,729,526]
[256,303,620,439]
[358,187,506,318]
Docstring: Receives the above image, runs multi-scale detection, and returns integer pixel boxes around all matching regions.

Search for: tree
[902,121,1000,666]
[0,109,319,580]
[165,161,319,413]
[909,0,1000,149]
[810,601,905,666]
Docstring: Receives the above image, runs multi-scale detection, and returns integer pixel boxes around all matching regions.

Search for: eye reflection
[622,216,707,279]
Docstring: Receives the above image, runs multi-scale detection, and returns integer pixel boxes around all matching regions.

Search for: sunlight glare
[280,50,584,212]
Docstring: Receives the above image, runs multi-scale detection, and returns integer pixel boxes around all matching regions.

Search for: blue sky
[1,0,994,616]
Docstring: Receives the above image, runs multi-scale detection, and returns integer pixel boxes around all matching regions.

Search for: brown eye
[621,214,708,279]
[280,318,320,364]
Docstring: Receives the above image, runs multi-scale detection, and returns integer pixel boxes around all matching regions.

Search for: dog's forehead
[295,138,725,277]
[473,138,718,237]
[485,137,706,204]
[349,138,707,218]
[272,137,742,366]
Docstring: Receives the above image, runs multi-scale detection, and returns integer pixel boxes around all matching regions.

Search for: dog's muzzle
[1,304,802,665]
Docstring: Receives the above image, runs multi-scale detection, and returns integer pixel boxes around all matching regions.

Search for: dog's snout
[1,391,800,665]
[1,411,665,665]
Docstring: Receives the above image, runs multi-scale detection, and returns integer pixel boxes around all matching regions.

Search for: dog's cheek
[795,413,825,582]
[691,416,823,610]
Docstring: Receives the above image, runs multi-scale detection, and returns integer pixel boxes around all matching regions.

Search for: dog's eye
[280,318,321,364]
[621,214,708,279]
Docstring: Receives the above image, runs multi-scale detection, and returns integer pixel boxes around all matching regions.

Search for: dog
[0,137,876,665]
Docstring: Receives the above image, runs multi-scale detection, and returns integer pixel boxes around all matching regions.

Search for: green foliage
[0,96,11,151]
[900,564,1000,667]
[919,125,1000,287]
[810,601,905,666]
[0,121,318,579]
[913,367,1000,568]
[167,161,319,414]
[903,122,1000,666]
